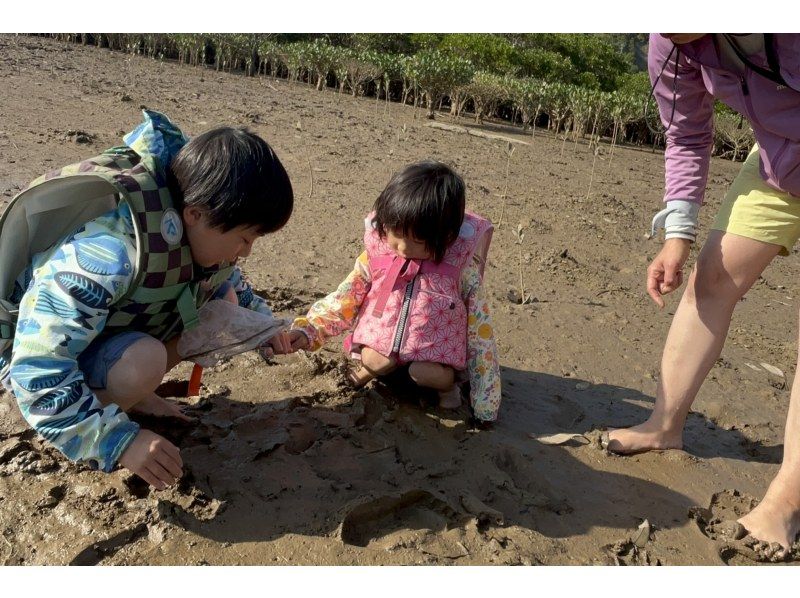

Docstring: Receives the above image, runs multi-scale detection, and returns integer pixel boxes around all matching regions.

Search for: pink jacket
[649,33,800,204]
[348,212,493,370]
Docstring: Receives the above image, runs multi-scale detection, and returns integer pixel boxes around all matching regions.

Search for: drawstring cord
[644,43,681,136]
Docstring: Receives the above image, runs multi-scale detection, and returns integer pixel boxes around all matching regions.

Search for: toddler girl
[288,161,501,423]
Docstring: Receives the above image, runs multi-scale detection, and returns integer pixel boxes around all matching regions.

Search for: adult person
[606,33,800,552]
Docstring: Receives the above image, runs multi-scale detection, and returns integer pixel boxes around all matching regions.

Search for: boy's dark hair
[167,127,293,234]
[373,160,465,263]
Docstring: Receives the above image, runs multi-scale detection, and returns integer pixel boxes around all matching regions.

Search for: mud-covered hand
[118,429,183,490]
[647,238,691,308]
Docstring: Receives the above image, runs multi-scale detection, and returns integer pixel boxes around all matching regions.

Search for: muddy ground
[1,35,799,566]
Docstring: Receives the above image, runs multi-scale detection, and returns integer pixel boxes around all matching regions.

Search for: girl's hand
[288,330,310,352]
[259,331,291,358]
[647,238,691,308]
[259,330,308,357]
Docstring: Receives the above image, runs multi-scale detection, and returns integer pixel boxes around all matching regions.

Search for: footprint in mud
[338,489,469,549]
[546,393,587,429]
[690,489,800,564]
[491,447,573,516]
[284,419,321,455]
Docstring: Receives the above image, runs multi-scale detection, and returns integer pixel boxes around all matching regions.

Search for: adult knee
[686,253,741,307]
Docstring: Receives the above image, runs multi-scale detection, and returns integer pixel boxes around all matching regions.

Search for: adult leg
[607,230,781,453]
[738,330,800,550]
[408,362,460,408]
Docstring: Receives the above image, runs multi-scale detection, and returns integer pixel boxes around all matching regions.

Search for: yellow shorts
[712,145,800,256]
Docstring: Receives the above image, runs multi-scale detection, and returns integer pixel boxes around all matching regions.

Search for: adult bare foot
[738,479,800,554]
[604,421,683,454]
[132,393,194,422]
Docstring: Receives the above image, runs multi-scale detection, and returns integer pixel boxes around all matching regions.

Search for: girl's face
[386,228,431,260]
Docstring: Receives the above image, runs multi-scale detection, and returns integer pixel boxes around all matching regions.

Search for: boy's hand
[260,330,308,357]
[119,429,183,490]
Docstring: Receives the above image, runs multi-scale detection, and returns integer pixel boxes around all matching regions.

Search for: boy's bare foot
[604,421,683,454]
[437,386,462,409]
[132,393,194,422]
[738,476,800,553]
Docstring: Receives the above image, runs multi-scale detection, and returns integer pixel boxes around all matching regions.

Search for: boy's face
[386,228,431,260]
[183,206,263,267]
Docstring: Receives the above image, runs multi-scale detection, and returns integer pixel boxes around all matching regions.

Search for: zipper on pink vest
[391,276,417,354]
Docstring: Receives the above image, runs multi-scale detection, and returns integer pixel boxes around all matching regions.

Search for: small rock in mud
[717,520,747,541]
[148,522,171,544]
[507,289,523,304]
[35,484,67,510]
[632,519,652,548]
[459,491,504,527]
[64,129,94,144]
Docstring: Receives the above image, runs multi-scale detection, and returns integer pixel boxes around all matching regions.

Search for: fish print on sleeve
[7,205,141,472]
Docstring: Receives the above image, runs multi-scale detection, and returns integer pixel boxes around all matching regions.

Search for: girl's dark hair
[373,160,465,262]
[167,127,293,234]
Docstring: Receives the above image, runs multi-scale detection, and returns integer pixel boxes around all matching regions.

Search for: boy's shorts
[78,331,151,389]
[711,145,800,256]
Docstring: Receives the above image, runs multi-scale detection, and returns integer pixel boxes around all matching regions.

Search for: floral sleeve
[462,261,502,422]
[292,252,371,351]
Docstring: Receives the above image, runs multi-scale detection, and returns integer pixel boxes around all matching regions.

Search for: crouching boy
[0,110,293,489]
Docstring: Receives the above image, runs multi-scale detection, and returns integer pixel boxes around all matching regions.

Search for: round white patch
[160,208,183,245]
[459,221,475,238]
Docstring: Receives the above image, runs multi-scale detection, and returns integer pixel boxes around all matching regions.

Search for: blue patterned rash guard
[0,111,274,472]
[1,203,273,472]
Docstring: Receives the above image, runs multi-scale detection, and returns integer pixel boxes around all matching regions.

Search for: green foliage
[511,47,576,81]
[407,34,446,52]
[440,34,516,74]
[405,49,474,118]
[50,32,758,160]
[616,71,651,96]
[464,71,509,123]
[504,33,631,91]
[350,34,415,55]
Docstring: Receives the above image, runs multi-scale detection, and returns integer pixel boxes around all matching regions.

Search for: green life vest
[0,146,233,355]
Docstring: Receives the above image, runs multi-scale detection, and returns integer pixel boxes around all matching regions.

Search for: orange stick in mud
[188,363,203,397]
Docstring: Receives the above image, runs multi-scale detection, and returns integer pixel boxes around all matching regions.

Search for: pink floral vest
[348,211,493,370]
